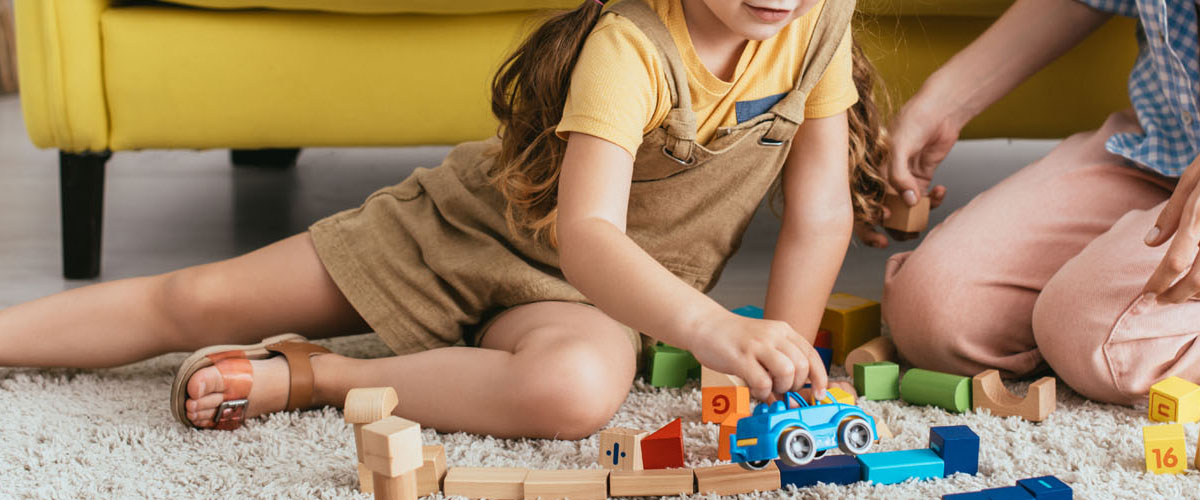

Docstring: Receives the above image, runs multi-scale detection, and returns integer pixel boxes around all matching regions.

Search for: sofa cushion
[152,0,1014,17]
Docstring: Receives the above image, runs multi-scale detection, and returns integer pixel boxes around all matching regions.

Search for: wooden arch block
[345,387,400,424]
[971,370,1055,422]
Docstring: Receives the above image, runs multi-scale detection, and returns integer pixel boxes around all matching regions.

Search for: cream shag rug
[1,333,1196,500]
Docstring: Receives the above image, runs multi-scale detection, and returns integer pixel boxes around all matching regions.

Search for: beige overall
[308,0,854,357]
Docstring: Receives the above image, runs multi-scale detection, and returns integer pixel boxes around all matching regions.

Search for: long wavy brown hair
[490,1,887,246]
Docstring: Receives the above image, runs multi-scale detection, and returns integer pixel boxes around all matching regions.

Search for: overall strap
[761,0,857,144]
[608,0,698,163]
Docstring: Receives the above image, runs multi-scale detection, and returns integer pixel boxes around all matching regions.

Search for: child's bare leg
[0,233,368,369]
[189,302,638,439]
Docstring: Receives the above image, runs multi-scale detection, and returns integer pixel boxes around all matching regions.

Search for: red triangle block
[641,418,685,469]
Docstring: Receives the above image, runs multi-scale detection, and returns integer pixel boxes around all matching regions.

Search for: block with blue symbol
[777,455,861,487]
[598,428,647,471]
[930,425,979,476]
[1017,475,1072,499]
[856,448,944,484]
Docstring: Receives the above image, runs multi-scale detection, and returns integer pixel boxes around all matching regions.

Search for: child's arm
[557,132,827,401]
[764,112,853,351]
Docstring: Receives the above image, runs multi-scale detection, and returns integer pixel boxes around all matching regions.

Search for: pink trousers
[883,110,1200,405]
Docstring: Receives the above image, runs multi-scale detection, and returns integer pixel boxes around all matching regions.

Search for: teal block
[732,305,764,318]
[854,361,900,400]
[857,449,944,485]
[646,343,699,387]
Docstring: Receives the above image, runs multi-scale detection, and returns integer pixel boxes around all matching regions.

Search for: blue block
[777,455,861,487]
[982,486,1034,499]
[1017,476,1072,500]
[856,449,944,485]
[930,425,979,476]
[732,305,764,318]
[943,493,990,500]
[816,347,833,372]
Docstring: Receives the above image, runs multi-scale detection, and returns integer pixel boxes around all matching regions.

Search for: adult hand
[855,90,955,248]
[1143,155,1200,303]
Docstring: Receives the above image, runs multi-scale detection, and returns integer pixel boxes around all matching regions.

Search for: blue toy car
[729,392,877,470]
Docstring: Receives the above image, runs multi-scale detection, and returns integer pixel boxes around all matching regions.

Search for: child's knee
[513,344,629,439]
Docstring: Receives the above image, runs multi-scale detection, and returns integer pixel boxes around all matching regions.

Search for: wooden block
[873,419,893,441]
[694,462,781,495]
[417,445,447,497]
[598,428,647,470]
[647,344,696,388]
[358,462,374,494]
[929,425,979,476]
[522,469,609,500]
[857,449,944,484]
[1149,376,1200,423]
[814,329,832,350]
[900,368,971,413]
[609,469,695,496]
[883,192,931,234]
[345,387,400,424]
[354,423,367,462]
[641,418,685,469]
[702,386,750,423]
[1143,424,1187,474]
[971,370,1055,422]
[362,416,423,473]
[825,387,855,405]
[444,467,529,500]
[718,411,751,461]
[373,470,418,500]
[855,361,901,401]
[820,293,882,365]
[700,366,746,388]
[844,336,896,375]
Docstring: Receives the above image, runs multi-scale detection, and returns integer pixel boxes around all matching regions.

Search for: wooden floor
[0,93,1055,309]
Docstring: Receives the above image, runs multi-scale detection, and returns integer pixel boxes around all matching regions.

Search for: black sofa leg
[230,148,301,167]
[60,151,110,280]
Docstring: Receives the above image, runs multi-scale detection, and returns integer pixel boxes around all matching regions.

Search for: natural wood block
[444,467,529,500]
[843,336,896,375]
[598,428,647,470]
[358,462,374,494]
[700,366,746,388]
[874,418,893,441]
[883,192,930,233]
[718,411,750,461]
[694,462,781,496]
[363,417,423,464]
[971,370,1055,422]
[417,445,447,497]
[1143,424,1186,474]
[364,449,422,478]
[609,469,695,496]
[354,423,367,462]
[1149,376,1200,423]
[373,470,418,500]
[522,469,609,500]
[820,293,882,365]
[701,386,750,423]
[345,387,400,424]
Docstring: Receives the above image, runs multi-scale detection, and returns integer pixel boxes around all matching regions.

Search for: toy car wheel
[740,460,771,471]
[777,427,817,467]
[837,417,874,455]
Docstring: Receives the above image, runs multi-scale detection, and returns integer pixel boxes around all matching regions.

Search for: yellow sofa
[15,0,1136,278]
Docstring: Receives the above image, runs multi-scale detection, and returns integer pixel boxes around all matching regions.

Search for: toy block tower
[929,425,979,476]
[820,293,881,365]
[361,416,424,500]
[1149,376,1200,423]
[598,428,648,470]
[345,387,400,493]
[1143,424,1187,474]
[718,412,751,461]
[701,366,750,424]
[641,418,685,469]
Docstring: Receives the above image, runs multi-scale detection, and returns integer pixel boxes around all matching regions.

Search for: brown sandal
[170,333,331,430]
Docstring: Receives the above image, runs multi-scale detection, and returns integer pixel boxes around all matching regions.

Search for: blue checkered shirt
[1074,0,1200,177]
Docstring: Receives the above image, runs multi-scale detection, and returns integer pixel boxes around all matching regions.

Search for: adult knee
[884,252,987,376]
[513,341,631,439]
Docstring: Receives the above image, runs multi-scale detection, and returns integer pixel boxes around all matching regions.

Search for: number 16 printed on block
[1143,424,1187,474]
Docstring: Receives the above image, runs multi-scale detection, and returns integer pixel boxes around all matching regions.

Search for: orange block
[718,412,750,461]
[702,386,750,424]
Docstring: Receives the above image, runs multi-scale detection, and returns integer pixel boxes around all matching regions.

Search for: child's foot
[184,357,293,427]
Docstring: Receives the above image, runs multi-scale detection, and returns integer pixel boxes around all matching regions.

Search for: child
[0,0,885,439]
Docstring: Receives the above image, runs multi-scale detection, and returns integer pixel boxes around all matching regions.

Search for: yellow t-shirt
[555,0,858,157]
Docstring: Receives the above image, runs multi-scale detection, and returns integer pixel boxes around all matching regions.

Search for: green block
[647,343,698,388]
[900,368,971,413]
[855,361,900,400]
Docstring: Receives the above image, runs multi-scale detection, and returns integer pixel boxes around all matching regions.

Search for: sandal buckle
[215,399,248,426]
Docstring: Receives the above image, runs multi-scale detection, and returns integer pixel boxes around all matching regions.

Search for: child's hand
[690,312,829,402]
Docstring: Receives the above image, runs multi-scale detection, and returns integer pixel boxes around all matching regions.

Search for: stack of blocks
[361,416,424,500]
[820,293,882,366]
[598,424,696,496]
[943,476,1072,499]
[344,387,400,494]
[345,388,447,499]
[701,366,750,424]
[775,425,979,489]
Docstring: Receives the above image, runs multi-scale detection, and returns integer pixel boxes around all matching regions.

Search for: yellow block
[820,293,882,365]
[702,386,751,424]
[1143,424,1187,474]
[1149,376,1200,423]
[823,387,855,406]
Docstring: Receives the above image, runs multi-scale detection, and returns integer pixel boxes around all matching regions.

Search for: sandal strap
[206,350,253,430]
[265,340,332,411]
